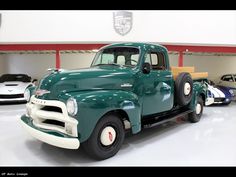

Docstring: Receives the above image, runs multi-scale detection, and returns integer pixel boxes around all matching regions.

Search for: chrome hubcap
[184,82,191,95]
[100,126,116,146]
[196,103,201,115]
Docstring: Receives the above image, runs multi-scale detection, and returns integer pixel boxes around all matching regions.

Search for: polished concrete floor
[0,102,236,166]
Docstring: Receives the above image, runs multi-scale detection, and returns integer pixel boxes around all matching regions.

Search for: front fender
[28,86,37,97]
[66,90,141,143]
[189,81,206,110]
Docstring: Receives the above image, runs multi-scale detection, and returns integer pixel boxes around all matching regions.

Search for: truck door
[141,50,174,116]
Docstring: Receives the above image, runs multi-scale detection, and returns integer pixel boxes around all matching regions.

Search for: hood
[0,81,32,95]
[36,66,137,100]
[208,85,225,98]
[215,86,233,98]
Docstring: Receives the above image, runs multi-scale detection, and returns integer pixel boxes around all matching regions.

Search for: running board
[142,109,193,128]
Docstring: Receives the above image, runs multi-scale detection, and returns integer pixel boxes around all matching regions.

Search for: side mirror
[32,79,38,84]
[142,62,151,74]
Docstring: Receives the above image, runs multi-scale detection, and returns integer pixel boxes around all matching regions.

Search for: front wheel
[188,96,203,123]
[82,114,125,160]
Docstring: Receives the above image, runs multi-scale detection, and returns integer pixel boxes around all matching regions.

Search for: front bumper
[20,115,80,149]
[0,97,26,102]
[205,97,214,106]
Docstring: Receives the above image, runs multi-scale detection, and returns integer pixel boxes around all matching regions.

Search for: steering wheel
[126,59,138,64]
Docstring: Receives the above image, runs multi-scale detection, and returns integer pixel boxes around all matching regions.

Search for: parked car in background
[206,80,235,105]
[0,74,37,103]
[215,74,236,96]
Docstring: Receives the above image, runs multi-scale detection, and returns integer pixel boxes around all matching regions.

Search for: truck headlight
[66,97,78,116]
[24,88,31,102]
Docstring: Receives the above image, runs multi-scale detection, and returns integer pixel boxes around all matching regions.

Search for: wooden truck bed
[171,67,208,80]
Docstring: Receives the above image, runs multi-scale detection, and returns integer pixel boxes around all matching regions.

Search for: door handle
[165,75,172,78]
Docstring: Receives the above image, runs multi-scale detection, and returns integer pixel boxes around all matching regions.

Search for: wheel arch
[70,90,141,143]
[200,92,206,102]
[101,109,132,130]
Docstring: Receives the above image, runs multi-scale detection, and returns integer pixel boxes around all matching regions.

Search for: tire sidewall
[195,96,203,119]
[189,96,203,123]
[83,114,125,160]
[175,73,193,106]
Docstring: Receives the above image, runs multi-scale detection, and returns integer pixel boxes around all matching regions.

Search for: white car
[0,74,36,103]
[215,74,236,97]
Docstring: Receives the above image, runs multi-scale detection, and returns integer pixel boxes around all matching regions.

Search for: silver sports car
[0,74,36,103]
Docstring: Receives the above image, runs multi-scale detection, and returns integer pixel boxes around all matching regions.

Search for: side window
[131,54,139,65]
[151,54,158,65]
[233,75,236,82]
[117,55,125,65]
[222,75,234,82]
[149,52,166,70]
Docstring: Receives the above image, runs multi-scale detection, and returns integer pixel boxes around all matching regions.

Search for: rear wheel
[82,114,125,160]
[189,96,203,123]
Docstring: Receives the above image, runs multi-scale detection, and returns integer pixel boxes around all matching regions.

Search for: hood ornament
[35,89,50,96]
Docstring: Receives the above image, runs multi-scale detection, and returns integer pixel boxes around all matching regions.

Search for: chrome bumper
[20,118,80,149]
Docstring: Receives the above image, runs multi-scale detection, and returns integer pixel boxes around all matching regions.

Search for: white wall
[0,10,236,45]
[0,53,96,79]
[60,53,95,69]
[169,54,179,67]
[2,54,55,80]
[0,55,6,74]
[183,55,236,81]
[1,53,236,82]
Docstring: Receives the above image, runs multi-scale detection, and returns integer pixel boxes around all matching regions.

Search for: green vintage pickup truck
[21,43,213,160]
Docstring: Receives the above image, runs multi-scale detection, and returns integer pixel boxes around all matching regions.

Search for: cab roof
[100,42,168,52]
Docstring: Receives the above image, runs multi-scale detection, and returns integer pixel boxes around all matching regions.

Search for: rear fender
[189,82,205,110]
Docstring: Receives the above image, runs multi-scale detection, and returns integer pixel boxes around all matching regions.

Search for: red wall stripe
[0,44,108,51]
[1,44,236,53]
[55,50,60,69]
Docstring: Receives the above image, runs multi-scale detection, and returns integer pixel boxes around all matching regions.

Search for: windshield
[0,74,31,83]
[91,47,140,67]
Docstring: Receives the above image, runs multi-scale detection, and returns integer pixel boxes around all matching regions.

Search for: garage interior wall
[0,54,55,80]
[1,53,236,81]
[0,53,97,79]
[184,55,236,81]
[168,54,179,67]
[0,55,6,74]
[60,53,96,69]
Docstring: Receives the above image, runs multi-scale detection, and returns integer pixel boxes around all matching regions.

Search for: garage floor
[1,102,236,166]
